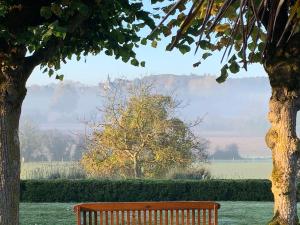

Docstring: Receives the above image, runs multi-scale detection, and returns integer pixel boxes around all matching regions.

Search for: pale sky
[28,42,267,86]
[27,4,267,86]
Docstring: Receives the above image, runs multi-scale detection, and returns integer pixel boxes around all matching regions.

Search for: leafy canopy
[150,0,300,82]
[0,0,157,79]
[81,81,208,178]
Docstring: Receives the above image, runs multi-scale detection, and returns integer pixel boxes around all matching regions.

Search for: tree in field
[19,120,43,162]
[81,82,208,179]
[151,0,300,224]
[0,1,156,224]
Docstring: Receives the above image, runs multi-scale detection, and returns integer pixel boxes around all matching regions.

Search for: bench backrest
[74,201,220,225]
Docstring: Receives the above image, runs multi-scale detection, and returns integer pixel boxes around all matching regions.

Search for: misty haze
[21,74,275,158]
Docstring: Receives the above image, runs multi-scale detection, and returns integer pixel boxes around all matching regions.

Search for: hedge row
[20,179,277,202]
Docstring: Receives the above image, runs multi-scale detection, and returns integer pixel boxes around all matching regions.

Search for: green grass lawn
[20,201,290,225]
[20,203,75,225]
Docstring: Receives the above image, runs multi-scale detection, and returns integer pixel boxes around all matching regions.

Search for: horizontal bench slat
[74,201,220,225]
[75,201,220,211]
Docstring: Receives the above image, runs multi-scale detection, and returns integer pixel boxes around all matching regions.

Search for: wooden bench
[74,201,220,225]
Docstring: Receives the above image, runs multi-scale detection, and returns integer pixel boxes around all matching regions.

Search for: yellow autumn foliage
[214,23,230,33]
[81,82,208,179]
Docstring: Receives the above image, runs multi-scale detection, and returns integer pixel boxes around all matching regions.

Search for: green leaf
[216,65,229,83]
[0,5,7,17]
[141,38,147,45]
[185,36,194,45]
[178,45,191,54]
[234,42,242,51]
[48,69,54,77]
[237,50,243,58]
[248,42,256,51]
[28,45,35,53]
[122,55,130,63]
[198,40,211,50]
[51,22,67,39]
[258,42,265,52]
[105,50,112,56]
[229,61,240,74]
[141,61,146,67]
[151,40,158,48]
[42,29,53,40]
[202,52,212,60]
[40,6,52,19]
[131,58,139,66]
[55,74,64,81]
[228,55,237,63]
[75,2,90,16]
[251,52,261,62]
[193,61,201,67]
[162,27,172,37]
[111,30,125,43]
[51,4,63,17]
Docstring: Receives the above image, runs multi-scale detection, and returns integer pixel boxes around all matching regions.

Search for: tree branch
[24,12,89,75]
[258,3,269,29]
[23,37,62,74]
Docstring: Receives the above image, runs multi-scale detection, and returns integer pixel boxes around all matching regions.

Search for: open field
[21,162,86,180]
[21,160,272,180]
[202,160,272,179]
[20,202,289,225]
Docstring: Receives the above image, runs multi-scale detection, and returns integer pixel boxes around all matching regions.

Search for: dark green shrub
[20,179,277,202]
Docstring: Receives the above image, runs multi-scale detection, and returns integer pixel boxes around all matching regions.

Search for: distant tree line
[209,144,243,160]
[20,121,85,162]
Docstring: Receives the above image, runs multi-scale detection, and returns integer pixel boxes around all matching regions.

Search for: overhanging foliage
[151,0,300,82]
[0,0,157,79]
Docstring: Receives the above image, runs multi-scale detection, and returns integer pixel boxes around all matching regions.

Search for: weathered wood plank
[74,201,220,225]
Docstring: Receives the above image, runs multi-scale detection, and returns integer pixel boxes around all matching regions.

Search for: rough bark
[266,89,300,225]
[133,155,142,178]
[0,62,28,225]
[264,34,300,225]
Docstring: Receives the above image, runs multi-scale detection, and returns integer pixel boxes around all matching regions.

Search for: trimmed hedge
[20,179,276,202]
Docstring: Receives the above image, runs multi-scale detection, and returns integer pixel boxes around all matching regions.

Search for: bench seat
[74,201,220,225]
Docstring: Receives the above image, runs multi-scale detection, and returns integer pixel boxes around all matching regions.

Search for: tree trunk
[264,33,300,224]
[133,156,142,178]
[0,77,27,225]
[266,87,300,225]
